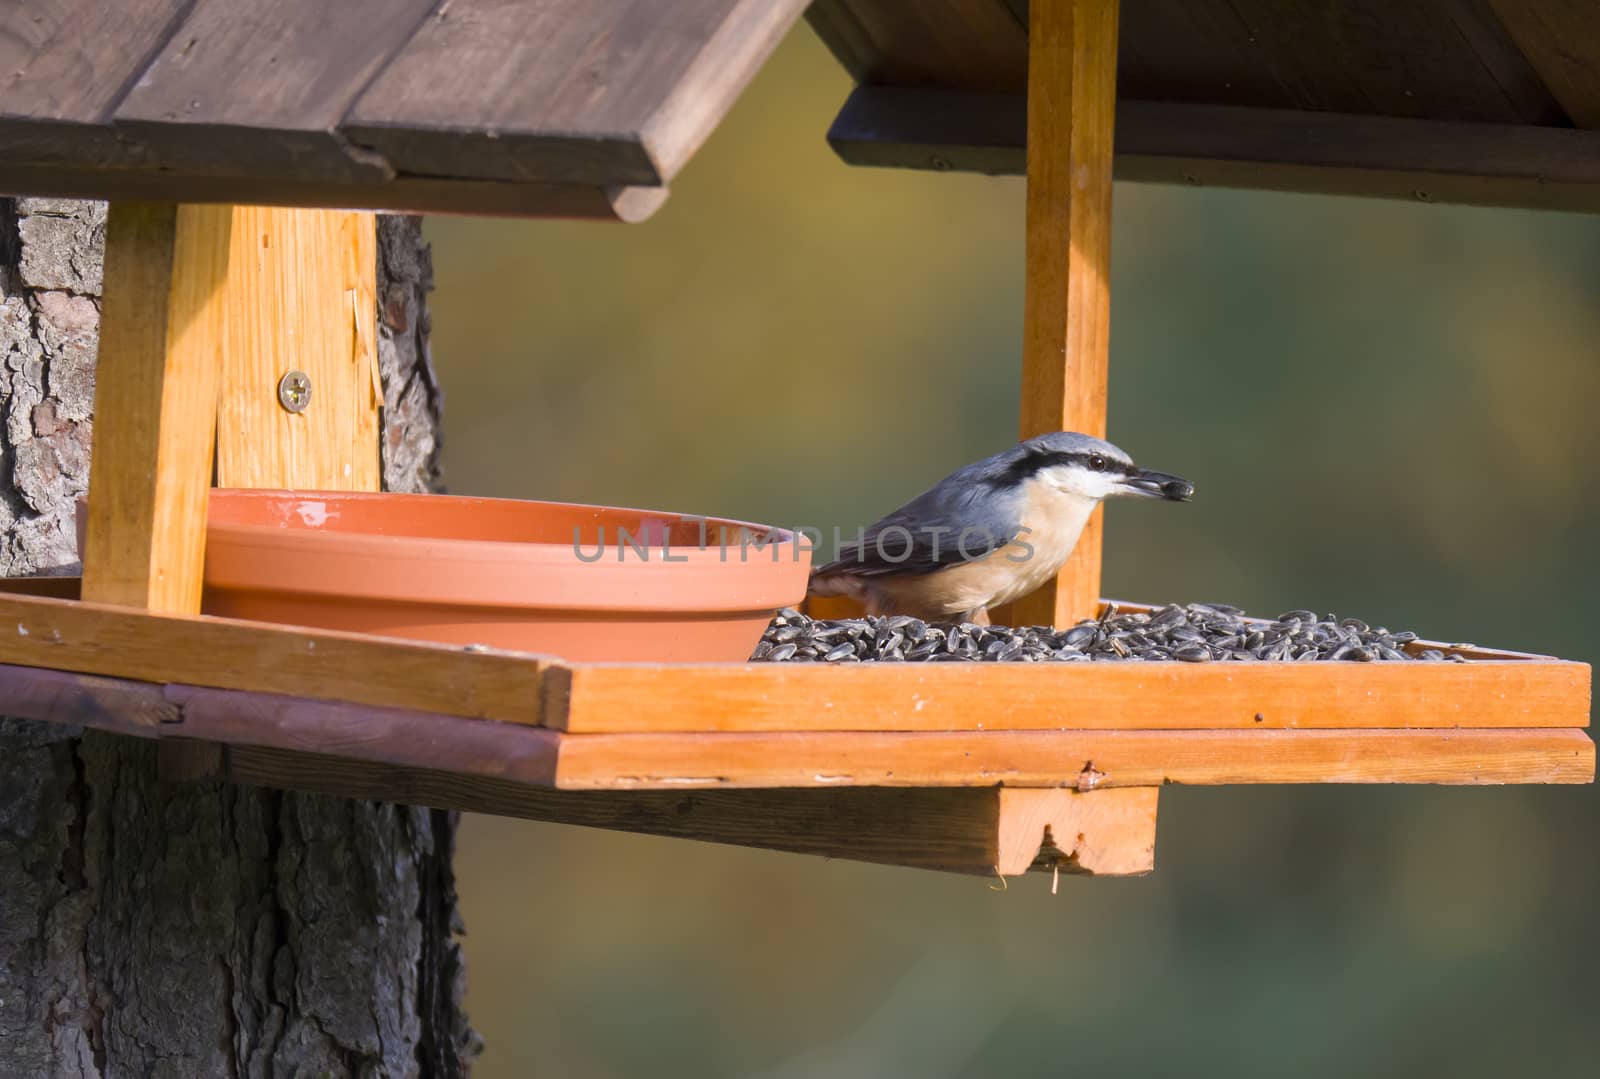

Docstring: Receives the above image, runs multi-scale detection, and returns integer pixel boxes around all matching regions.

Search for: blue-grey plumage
[808,431,1193,623]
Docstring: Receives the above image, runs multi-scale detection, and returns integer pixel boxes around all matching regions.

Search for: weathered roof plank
[1487,0,1600,127]
[0,0,190,169]
[0,0,188,123]
[805,0,1027,92]
[345,0,809,187]
[112,0,440,183]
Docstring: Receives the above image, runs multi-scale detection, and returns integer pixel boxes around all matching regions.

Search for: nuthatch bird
[808,431,1193,623]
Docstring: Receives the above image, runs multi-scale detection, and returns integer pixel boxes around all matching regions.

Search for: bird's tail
[805,563,866,600]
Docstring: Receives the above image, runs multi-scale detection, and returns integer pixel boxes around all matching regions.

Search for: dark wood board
[810,0,1570,123]
[0,0,189,124]
[0,0,192,168]
[345,0,810,186]
[1488,0,1600,127]
[804,0,1028,91]
[112,0,439,183]
[0,0,804,215]
[0,161,667,221]
[828,88,1600,212]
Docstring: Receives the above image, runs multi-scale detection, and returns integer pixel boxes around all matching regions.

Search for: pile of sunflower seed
[751,603,1468,663]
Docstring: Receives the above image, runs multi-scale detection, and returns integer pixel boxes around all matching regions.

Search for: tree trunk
[0,200,475,1077]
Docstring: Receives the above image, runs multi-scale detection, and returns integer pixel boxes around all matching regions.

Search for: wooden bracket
[216,742,1157,879]
[80,203,382,780]
[996,786,1155,876]
[81,203,233,613]
[216,207,381,490]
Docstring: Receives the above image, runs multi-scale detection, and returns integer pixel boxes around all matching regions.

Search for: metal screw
[277,369,312,413]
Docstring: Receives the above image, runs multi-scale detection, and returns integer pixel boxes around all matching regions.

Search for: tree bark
[0,201,473,1077]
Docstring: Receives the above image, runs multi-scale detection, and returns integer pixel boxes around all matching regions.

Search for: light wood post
[81,204,380,780]
[81,203,233,613]
[996,786,1156,876]
[216,207,381,490]
[1005,0,1120,629]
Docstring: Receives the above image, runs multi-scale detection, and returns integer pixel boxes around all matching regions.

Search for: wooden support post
[81,204,233,612]
[219,743,1158,878]
[171,207,381,778]
[1002,0,1120,629]
[996,786,1155,876]
[216,207,381,490]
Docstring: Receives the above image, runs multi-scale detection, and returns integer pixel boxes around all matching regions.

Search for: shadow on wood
[218,743,1158,878]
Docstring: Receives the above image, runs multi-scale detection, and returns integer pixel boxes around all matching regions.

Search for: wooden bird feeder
[0,0,1592,883]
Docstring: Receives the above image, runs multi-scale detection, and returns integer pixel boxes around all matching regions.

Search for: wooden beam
[546,656,1591,733]
[826,88,1600,213]
[996,786,1155,876]
[1487,2,1600,128]
[1007,0,1120,629]
[0,659,1588,791]
[81,203,232,613]
[0,162,668,222]
[0,592,547,725]
[216,208,381,490]
[552,727,1594,790]
[0,576,82,600]
[222,745,1157,877]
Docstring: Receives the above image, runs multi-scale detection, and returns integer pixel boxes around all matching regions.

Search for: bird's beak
[1120,467,1194,501]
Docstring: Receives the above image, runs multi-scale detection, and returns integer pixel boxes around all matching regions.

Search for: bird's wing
[814,480,1023,579]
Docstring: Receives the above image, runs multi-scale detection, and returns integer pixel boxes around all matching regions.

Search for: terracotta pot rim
[206,488,803,546]
[203,488,812,614]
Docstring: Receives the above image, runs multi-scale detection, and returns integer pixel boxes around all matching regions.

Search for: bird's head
[999,431,1194,506]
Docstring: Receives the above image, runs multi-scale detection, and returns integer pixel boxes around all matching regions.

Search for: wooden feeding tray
[2,0,1595,882]
[0,587,1589,878]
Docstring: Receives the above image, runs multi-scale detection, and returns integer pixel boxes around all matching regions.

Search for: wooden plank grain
[804,0,1028,92]
[1486,0,1600,127]
[1215,0,1556,123]
[82,202,232,615]
[552,727,1595,789]
[0,591,545,724]
[225,745,1154,876]
[1003,0,1120,629]
[0,159,669,221]
[112,0,438,182]
[345,0,810,187]
[549,658,1591,733]
[0,0,187,126]
[215,207,381,490]
[996,786,1156,874]
[0,662,562,782]
[0,662,180,734]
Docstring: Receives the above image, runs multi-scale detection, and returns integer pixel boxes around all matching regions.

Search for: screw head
[277,370,312,413]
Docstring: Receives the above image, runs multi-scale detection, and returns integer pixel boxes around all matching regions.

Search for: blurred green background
[426,24,1600,1079]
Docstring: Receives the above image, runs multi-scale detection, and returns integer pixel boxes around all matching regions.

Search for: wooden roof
[0,0,808,221]
[813,0,1600,212]
[7,2,1599,219]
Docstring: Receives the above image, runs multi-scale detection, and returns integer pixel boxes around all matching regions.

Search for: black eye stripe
[992,449,1129,487]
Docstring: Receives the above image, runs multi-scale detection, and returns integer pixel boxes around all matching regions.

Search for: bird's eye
[1087,454,1107,472]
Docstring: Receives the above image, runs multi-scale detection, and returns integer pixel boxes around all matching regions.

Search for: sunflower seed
[753,605,1470,665]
